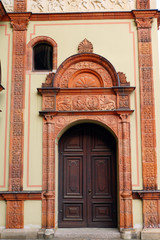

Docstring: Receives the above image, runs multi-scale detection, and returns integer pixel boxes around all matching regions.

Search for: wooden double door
[58,123,117,227]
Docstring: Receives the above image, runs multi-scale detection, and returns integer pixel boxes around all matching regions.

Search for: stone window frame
[26,36,57,73]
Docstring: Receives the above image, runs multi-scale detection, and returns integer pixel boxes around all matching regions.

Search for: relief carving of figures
[44,96,55,109]
[91,0,107,10]
[57,96,71,111]
[30,0,44,12]
[100,95,115,110]
[72,96,86,110]
[86,96,99,110]
[68,0,88,10]
[27,0,136,12]
[2,0,13,11]
[48,0,65,11]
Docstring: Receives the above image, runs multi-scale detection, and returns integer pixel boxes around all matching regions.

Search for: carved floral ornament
[78,39,93,54]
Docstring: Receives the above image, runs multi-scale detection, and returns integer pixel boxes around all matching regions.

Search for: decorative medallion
[86,96,99,110]
[72,96,86,110]
[78,39,93,54]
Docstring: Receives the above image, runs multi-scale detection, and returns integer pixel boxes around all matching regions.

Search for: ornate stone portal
[38,53,135,229]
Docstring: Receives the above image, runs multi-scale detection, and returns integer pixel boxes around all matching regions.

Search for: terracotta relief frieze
[27,0,136,13]
[1,0,13,12]
[56,94,116,111]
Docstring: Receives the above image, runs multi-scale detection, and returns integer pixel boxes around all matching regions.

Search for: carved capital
[121,191,132,199]
[44,114,54,124]
[42,191,55,200]
[135,18,153,29]
[120,114,129,122]
[9,13,31,31]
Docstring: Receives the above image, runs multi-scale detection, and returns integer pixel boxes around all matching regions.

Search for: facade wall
[0,0,160,237]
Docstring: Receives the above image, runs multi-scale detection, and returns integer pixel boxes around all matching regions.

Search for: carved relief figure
[68,0,88,11]
[72,96,86,110]
[109,0,126,9]
[86,96,99,110]
[57,96,71,111]
[48,0,65,11]
[100,95,115,110]
[91,0,106,10]
[1,0,13,11]
[30,0,44,12]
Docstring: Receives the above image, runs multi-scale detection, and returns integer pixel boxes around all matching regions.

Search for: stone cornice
[0,10,160,23]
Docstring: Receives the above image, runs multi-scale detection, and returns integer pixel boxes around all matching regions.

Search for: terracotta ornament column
[120,114,132,229]
[134,11,158,227]
[42,115,55,232]
[6,13,31,229]
[14,0,26,12]
[136,0,150,9]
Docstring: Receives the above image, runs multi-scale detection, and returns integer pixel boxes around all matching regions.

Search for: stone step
[54,228,121,239]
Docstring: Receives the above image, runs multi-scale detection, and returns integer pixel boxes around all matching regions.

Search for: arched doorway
[58,123,117,228]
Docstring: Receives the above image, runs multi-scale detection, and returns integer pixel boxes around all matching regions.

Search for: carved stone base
[141,229,160,240]
[37,229,54,239]
[120,228,141,239]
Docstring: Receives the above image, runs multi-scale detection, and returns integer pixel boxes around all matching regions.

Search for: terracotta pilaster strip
[134,12,158,228]
[14,0,27,12]
[134,13,157,191]
[6,201,24,229]
[136,0,150,9]
[7,13,30,229]
[42,115,55,229]
[120,114,133,229]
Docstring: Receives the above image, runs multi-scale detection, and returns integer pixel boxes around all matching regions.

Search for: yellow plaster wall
[0,23,12,191]
[26,19,142,191]
[0,201,6,228]
[133,200,143,229]
[23,74,43,190]
[24,201,42,228]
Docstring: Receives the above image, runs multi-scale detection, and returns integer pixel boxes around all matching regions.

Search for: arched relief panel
[53,53,120,88]
[26,36,57,72]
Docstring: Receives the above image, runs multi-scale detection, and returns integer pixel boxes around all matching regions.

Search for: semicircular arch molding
[53,53,120,88]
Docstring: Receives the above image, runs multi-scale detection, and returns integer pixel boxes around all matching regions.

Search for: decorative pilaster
[134,13,157,191]
[7,13,31,229]
[136,0,150,9]
[42,115,55,229]
[120,114,133,229]
[134,12,158,228]
[14,0,27,12]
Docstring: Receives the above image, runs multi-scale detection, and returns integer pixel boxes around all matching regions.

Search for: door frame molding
[38,53,135,230]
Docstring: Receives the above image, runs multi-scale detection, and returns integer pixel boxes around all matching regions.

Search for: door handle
[88,189,92,195]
